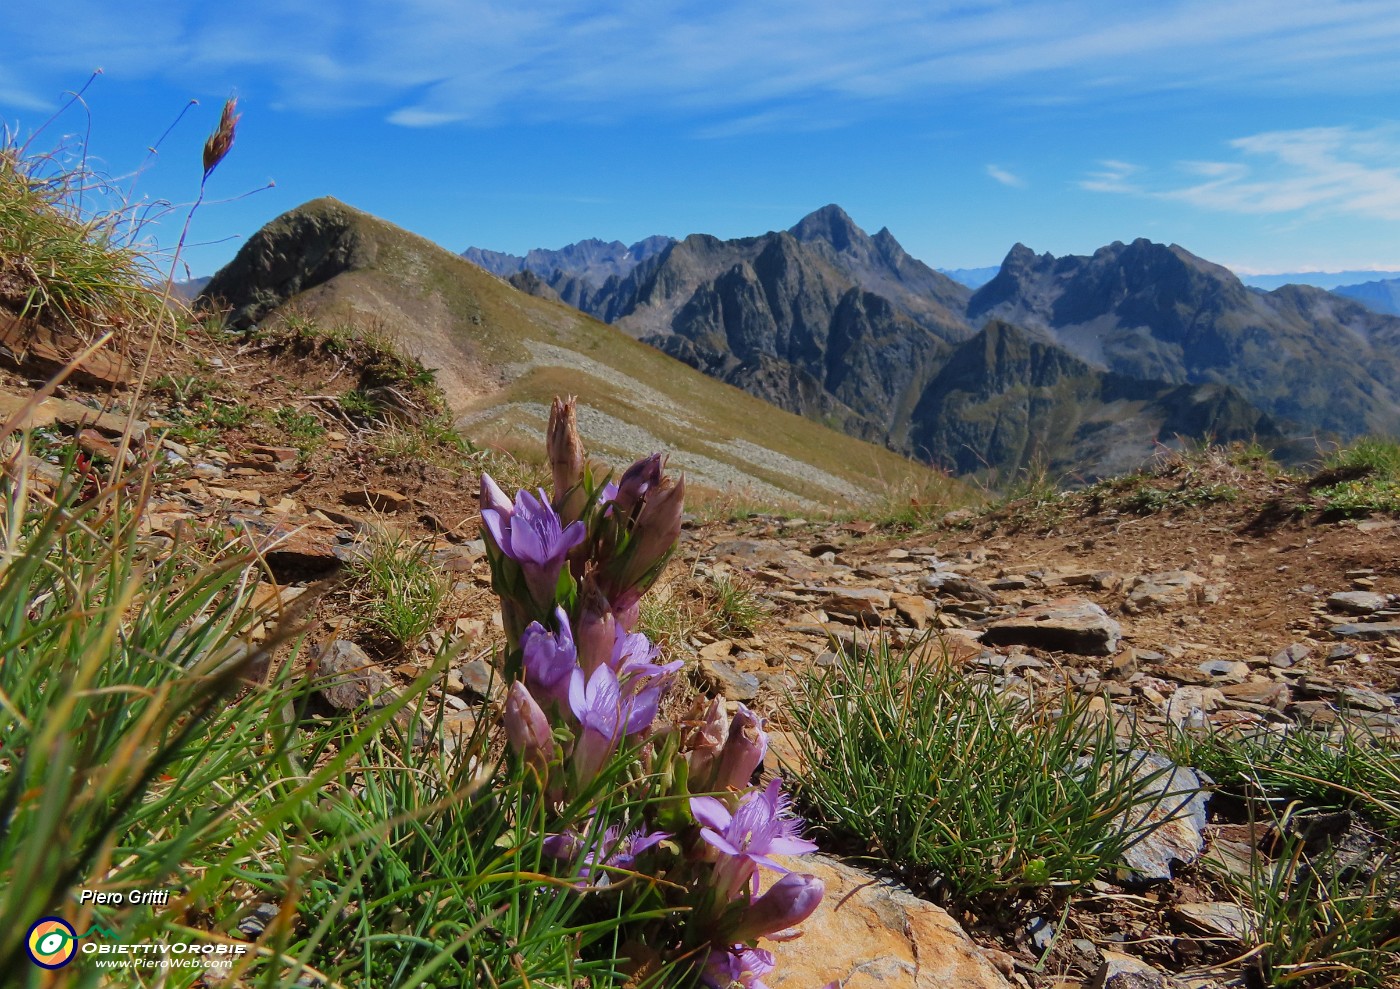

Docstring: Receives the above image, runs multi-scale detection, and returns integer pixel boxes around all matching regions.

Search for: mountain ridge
[197,197,951,508]
[970,238,1400,438]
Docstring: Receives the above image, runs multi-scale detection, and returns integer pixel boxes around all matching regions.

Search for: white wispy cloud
[5,1,1400,129]
[1080,160,1143,194]
[1167,127,1400,219]
[1086,126,1400,221]
[985,164,1025,188]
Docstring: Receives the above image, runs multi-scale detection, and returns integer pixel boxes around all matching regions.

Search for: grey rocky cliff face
[970,238,1400,438]
[491,209,1297,479]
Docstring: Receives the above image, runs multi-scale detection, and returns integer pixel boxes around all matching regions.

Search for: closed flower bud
[601,475,684,608]
[713,704,768,791]
[684,696,729,792]
[575,581,616,676]
[548,395,587,523]
[611,453,663,518]
[730,872,824,943]
[505,681,553,774]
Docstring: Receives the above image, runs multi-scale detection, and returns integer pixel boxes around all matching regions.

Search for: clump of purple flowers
[484,396,825,986]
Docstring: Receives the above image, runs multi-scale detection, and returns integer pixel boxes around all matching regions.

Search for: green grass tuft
[0,146,163,338]
[790,636,1199,903]
[347,528,449,652]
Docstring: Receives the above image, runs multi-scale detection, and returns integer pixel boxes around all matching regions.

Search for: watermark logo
[25,917,78,969]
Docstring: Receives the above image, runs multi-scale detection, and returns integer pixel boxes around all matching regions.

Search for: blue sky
[6,1,1400,280]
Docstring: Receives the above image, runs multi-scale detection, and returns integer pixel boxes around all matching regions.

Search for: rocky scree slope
[8,311,1397,987]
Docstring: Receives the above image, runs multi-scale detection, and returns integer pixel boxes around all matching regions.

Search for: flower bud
[504,681,552,774]
[575,580,616,676]
[713,704,768,791]
[600,475,684,608]
[548,395,588,524]
[611,453,663,518]
[480,472,513,519]
[729,872,825,943]
[684,696,729,792]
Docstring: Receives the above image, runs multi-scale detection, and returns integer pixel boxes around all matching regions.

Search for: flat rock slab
[1173,901,1255,942]
[0,390,149,441]
[314,639,398,711]
[0,310,135,388]
[982,597,1122,655]
[1332,622,1400,640]
[1328,590,1390,615]
[1115,752,1210,882]
[227,511,347,580]
[1124,570,1208,614]
[1090,950,1181,989]
[698,658,760,701]
[343,488,413,513]
[765,854,1013,989]
[821,585,891,618]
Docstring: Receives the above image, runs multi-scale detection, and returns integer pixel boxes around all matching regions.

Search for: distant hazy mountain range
[1332,276,1400,317]
[936,266,1001,289]
[1236,270,1400,291]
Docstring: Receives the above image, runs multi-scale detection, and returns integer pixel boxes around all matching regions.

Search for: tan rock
[0,309,135,388]
[764,854,1013,989]
[699,639,737,661]
[1123,571,1214,614]
[207,485,264,505]
[343,487,413,513]
[0,390,149,441]
[982,597,1122,656]
[891,592,932,630]
[821,586,891,621]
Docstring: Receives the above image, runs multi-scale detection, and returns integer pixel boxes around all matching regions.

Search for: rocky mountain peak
[198,197,380,328]
[789,204,867,253]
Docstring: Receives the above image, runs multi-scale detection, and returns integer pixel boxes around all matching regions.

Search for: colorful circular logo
[26,917,78,969]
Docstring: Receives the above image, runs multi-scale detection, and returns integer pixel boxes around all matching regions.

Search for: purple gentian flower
[543,829,583,861]
[568,664,663,784]
[482,485,586,608]
[702,946,775,989]
[580,825,670,885]
[611,627,685,682]
[520,607,578,706]
[691,778,818,898]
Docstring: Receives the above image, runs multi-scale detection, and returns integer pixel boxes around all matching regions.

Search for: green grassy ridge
[202,197,968,510]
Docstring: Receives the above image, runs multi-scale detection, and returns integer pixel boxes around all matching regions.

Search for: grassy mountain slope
[199,197,960,509]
